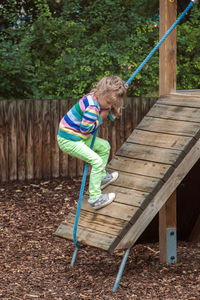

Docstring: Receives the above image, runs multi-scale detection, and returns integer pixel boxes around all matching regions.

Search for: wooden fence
[0,97,157,182]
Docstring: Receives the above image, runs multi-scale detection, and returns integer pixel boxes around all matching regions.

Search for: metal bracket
[166,228,177,263]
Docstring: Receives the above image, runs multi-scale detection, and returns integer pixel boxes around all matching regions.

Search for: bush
[0,1,199,99]
[177,6,200,90]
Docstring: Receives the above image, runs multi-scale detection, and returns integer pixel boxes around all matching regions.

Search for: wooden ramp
[55,92,200,252]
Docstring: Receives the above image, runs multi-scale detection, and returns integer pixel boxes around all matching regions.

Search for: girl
[57,76,127,210]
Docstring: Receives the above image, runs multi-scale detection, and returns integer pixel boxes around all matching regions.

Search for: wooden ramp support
[55,92,200,253]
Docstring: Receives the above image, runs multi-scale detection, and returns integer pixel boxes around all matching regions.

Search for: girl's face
[98,96,113,110]
[99,98,112,110]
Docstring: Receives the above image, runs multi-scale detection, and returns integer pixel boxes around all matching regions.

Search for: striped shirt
[58,93,102,141]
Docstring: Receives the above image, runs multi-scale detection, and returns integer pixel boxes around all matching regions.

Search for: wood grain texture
[17,100,26,180]
[0,100,8,182]
[81,196,140,221]
[59,100,69,177]
[33,100,43,179]
[51,100,60,178]
[0,97,155,182]
[127,129,195,151]
[114,137,200,250]
[8,101,17,180]
[26,100,34,180]
[117,142,182,166]
[137,116,200,137]
[159,0,177,96]
[55,222,115,250]
[159,191,177,262]
[66,210,127,236]
[157,96,200,108]
[147,104,200,123]
[108,156,173,180]
[42,100,51,178]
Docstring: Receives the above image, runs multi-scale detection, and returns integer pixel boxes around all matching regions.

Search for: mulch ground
[0,178,199,300]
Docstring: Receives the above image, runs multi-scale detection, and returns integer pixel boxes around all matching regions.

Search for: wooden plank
[17,100,26,180]
[108,156,173,180]
[81,196,141,221]
[129,98,137,134]
[119,102,125,147]
[170,92,200,98]
[127,129,195,152]
[85,184,148,207]
[55,222,115,250]
[159,0,178,258]
[51,100,60,178]
[173,90,200,97]
[42,100,51,178]
[103,185,148,207]
[117,142,182,166]
[67,208,136,246]
[33,100,43,179]
[26,100,34,180]
[115,118,122,152]
[159,0,176,96]
[112,137,200,251]
[0,100,8,182]
[66,210,127,236]
[8,100,17,180]
[147,104,200,123]
[124,98,133,140]
[68,100,77,177]
[159,191,177,263]
[173,89,200,98]
[59,100,69,177]
[157,96,200,108]
[109,120,117,159]
[100,120,109,140]
[137,116,200,137]
[135,97,142,125]
[111,170,163,196]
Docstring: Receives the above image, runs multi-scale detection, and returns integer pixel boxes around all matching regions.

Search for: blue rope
[72,0,197,249]
[125,0,196,86]
[73,130,98,248]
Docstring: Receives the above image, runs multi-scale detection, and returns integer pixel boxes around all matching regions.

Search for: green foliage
[177,6,200,90]
[0,1,199,99]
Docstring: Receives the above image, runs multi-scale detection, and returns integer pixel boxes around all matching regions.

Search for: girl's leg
[84,135,118,190]
[84,136,111,180]
[57,136,104,199]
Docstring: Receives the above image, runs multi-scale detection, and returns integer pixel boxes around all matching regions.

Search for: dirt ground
[0,178,200,300]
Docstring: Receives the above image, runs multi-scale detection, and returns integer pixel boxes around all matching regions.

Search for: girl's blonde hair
[91,76,127,107]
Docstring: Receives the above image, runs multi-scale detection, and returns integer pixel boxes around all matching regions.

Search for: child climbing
[57,76,127,210]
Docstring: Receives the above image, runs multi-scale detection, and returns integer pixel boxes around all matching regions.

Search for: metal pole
[112,248,130,292]
[70,247,79,267]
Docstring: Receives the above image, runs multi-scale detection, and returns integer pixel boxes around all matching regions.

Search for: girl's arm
[80,105,102,134]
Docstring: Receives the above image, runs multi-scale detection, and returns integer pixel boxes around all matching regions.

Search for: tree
[0,0,199,99]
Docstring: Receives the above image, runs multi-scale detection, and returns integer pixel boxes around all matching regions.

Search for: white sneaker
[88,193,116,210]
[101,171,119,189]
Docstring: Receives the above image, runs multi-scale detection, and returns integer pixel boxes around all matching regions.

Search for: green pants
[57,135,110,199]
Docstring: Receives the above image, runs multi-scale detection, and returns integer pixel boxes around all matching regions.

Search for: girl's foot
[88,193,115,210]
[101,171,119,189]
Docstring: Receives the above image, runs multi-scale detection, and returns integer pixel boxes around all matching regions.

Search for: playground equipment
[55,0,199,292]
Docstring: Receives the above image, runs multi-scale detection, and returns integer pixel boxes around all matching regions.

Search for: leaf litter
[0,178,199,300]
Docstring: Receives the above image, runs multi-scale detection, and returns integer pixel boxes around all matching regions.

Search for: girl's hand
[111,105,121,118]
[100,109,110,121]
